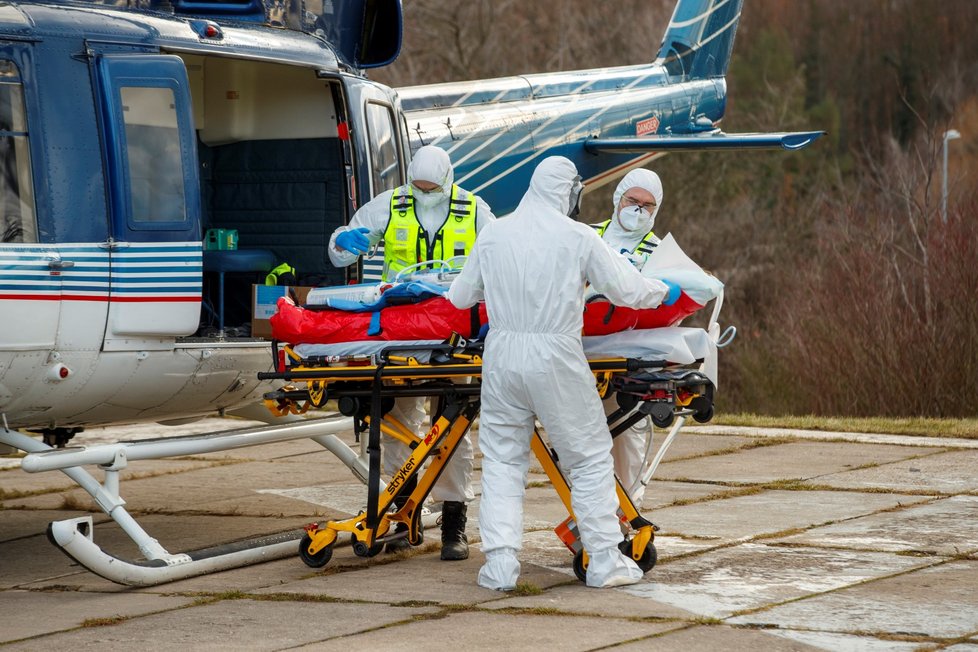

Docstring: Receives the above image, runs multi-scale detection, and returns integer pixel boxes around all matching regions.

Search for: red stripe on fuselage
[0,295,201,302]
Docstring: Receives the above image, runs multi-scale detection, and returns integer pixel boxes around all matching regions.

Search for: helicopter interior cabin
[175,54,354,338]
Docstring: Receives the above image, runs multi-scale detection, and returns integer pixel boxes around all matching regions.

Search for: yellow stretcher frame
[259,341,706,582]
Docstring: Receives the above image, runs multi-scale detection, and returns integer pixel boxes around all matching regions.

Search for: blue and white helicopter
[0,0,821,584]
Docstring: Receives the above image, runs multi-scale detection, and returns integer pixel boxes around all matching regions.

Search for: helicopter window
[120,86,186,224]
[0,61,36,244]
[365,100,402,195]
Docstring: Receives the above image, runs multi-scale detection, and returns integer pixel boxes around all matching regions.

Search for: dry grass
[711,414,978,439]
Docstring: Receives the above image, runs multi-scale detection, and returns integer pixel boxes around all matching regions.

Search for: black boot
[440,501,469,561]
[384,521,411,554]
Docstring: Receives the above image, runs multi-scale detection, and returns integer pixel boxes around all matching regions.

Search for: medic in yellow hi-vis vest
[383,184,477,281]
[588,168,665,512]
[327,145,496,562]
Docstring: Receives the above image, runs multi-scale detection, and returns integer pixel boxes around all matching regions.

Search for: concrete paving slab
[0,508,109,542]
[775,494,978,555]
[255,481,395,516]
[58,417,267,445]
[291,610,677,652]
[729,560,978,638]
[766,629,925,652]
[254,549,569,606]
[612,624,831,651]
[514,529,718,583]
[692,424,978,450]
[640,479,744,510]
[655,441,939,485]
[7,457,365,517]
[1,532,100,589]
[649,489,931,540]
[816,449,978,493]
[0,589,193,644]
[646,431,753,462]
[481,582,696,619]
[3,598,439,650]
[5,424,978,650]
[1,458,223,505]
[517,480,738,529]
[625,624,924,652]
[620,542,928,618]
[16,513,319,591]
[506,526,576,577]
[521,484,578,530]
[133,554,326,595]
[944,644,978,652]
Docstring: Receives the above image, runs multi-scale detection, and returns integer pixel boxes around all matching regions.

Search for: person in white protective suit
[589,169,665,508]
[329,145,496,560]
[447,156,679,589]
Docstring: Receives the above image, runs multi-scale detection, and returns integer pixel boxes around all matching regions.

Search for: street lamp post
[942,129,961,224]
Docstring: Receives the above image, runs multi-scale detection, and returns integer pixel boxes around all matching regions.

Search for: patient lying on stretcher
[269,234,722,346]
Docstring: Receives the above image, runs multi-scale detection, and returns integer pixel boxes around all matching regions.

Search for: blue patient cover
[322,281,447,336]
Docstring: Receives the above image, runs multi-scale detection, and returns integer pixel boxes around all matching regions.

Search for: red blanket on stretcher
[270,294,703,344]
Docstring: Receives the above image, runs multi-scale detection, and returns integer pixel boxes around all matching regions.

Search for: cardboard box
[251,284,313,339]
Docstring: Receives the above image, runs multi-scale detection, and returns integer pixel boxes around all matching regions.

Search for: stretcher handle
[377,340,484,365]
[378,343,455,359]
[584,293,617,324]
[625,358,669,372]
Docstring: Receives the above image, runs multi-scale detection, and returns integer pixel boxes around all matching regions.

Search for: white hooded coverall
[447,156,672,589]
[328,146,495,503]
[597,168,665,507]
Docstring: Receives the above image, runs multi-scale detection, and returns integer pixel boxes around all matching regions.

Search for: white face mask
[617,205,653,233]
[414,188,448,210]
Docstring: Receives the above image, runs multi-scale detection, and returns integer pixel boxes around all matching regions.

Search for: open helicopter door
[94,53,203,351]
[348,81,407,282]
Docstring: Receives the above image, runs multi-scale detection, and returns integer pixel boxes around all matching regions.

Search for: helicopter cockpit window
[365,101,402,196]
[0,60,37,243]
[120,86,187,224]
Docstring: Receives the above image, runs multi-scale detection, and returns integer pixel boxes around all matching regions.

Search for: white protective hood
[601,168,663,252]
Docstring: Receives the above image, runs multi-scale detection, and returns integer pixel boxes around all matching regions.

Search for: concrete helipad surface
[2,418,977,651]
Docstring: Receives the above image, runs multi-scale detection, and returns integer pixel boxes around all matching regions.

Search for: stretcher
[258,326,720,583]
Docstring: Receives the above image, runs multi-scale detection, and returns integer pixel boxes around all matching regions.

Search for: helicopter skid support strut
[2,417,359,586]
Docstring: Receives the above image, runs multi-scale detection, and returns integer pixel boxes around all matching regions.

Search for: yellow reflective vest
[591,219,659,257]
[383,184,477,281]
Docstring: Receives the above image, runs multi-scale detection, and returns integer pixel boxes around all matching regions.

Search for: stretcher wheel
[689,396,714,423]
[338,396,359,416]
[572,541,658,583]
[352,539,384,558]
[622,539,657,573]
[650,402,675,428]
[572,549,588,583]
[299,534,333,568]
[308,381,328,408]
[409,528,425,546]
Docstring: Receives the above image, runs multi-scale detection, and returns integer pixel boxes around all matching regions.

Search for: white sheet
[293,326,718,386]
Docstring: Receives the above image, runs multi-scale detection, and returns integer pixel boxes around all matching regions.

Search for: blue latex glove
[661,279,681,306]
[336,227,371,255]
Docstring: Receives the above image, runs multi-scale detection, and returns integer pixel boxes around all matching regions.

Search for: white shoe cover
[477,549,520,591]
[585,549,643,588]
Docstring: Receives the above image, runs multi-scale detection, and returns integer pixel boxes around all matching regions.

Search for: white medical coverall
[597,168,664,507]
[328,146,495,503]
[447,156,672,589]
